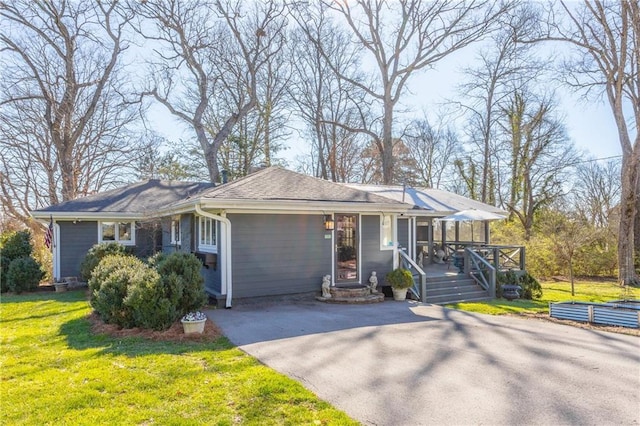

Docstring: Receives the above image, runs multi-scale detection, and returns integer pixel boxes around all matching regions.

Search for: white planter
[392,288,408,301]
[181,318,206,334]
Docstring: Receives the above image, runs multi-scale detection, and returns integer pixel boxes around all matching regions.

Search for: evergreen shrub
[80,242,127,281]
[0,230,34,292]
[6,256,44,293]
[90,254,143,328]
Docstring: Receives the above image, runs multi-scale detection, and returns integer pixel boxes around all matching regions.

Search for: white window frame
[198,216,217,253]
[170,217,181,245]
[380,214,395,250]
[98,221,136,246]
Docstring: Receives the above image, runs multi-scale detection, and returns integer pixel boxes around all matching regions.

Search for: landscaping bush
[124,272,176,331]
[519,272,542,299]
[89,251,206,331]
[154,252,207,317]
[496,270,542,300]
[90,254,143,328]
[0,230,34,292]
[6,256,44,293]
[80,242,127,281]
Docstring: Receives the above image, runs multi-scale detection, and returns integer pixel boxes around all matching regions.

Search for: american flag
[44,216,54,249]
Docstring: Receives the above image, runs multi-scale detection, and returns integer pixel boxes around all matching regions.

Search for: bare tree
[572,159,621,228]
[134,0,287,184]
[293,0,507,184]
[0,0,142,223]
[458,4,545,204]
[542,210,595,296]
[288,8,371,182]
[500,90,578,239]
[536,1,639,285]
[403,116,460,189]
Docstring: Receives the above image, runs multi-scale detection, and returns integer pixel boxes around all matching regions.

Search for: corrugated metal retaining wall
[550,302,640,329]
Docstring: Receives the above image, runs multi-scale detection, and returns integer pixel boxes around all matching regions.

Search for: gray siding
[228,213,332,298]
[361,215,394,284]
[59,221,98,278]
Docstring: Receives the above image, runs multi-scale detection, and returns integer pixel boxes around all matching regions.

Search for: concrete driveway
[207,299,640,425]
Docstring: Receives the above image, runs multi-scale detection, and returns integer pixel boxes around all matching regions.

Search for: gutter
[195,205,233,309]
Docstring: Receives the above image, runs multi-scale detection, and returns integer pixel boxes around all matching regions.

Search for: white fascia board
[30,211,143,221]
[197,199,411,214]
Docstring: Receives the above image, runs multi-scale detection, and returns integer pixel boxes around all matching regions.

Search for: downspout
[195,205,233,308]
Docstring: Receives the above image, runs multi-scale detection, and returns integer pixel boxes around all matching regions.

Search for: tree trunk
[618,146,640,286]
[381,101,394,184]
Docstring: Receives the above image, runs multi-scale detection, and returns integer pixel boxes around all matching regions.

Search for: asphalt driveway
[207,299,640,425]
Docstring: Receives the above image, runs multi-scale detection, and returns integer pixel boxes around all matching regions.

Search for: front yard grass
[0,291,357,425]
[445,279,640,316]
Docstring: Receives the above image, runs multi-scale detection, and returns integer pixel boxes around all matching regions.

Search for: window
[198,216,217,252]
[99,221,135,245]
[381,214,394,249]
[170,217,181,245]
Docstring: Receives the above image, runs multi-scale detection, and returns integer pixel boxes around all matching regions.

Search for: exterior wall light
[324,215,335,231]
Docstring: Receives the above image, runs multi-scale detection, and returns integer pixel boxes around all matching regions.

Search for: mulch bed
[88,312,223,343]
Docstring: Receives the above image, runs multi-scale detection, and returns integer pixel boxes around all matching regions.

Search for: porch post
[485,221,490,244]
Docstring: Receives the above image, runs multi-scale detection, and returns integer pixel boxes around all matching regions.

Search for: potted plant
[180,311,207,334]
[386,268,414,301]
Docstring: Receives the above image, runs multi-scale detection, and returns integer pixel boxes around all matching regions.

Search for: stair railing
[465,248,496,298]
[398,248,427,303]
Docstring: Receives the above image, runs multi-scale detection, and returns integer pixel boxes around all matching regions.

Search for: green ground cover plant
[446,279,640,315]
[0,291,357,425]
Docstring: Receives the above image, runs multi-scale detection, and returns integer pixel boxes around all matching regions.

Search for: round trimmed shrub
[80,242,127,281]
[90,254,144,328]
[6,256,44,293]
[124,272,175,331]
[154,252,206,316]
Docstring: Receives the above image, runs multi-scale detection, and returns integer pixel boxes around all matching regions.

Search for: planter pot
[181,318,206,334]
[392,288,408,301]
[54,283,68,293]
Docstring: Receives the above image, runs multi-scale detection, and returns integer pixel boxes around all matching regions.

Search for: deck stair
[421,275,490,304]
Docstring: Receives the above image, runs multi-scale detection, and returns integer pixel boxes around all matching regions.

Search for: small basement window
[99,221,135,245]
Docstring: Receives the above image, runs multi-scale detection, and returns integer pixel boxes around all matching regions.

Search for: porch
[399,244,526,304]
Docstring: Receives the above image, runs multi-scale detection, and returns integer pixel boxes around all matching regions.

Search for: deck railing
[465,248,496,298]
[443,242,525,272]
[398,248,427,303]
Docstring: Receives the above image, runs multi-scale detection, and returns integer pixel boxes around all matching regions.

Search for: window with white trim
[170,217,181,245]
[381,214,394,249]
[99,221,135,245]
[198,216,217,252]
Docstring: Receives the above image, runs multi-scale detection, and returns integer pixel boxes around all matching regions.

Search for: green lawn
[0,291,357,425]
[446,279,640,315]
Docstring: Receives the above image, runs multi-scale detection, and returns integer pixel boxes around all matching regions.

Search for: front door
[335,213,358,283]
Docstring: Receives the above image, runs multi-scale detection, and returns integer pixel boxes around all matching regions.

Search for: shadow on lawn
[59,315,234,357]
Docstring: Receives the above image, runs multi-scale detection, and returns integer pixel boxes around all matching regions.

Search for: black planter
[502,284,522,301]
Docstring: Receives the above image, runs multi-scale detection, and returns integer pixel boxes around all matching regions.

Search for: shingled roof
[199,167,406,205]
[32,180,213,217]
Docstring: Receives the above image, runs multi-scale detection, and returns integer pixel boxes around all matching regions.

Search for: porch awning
[438,209,507,222]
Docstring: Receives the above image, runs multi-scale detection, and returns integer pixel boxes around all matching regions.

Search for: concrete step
[315,293,385,304]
